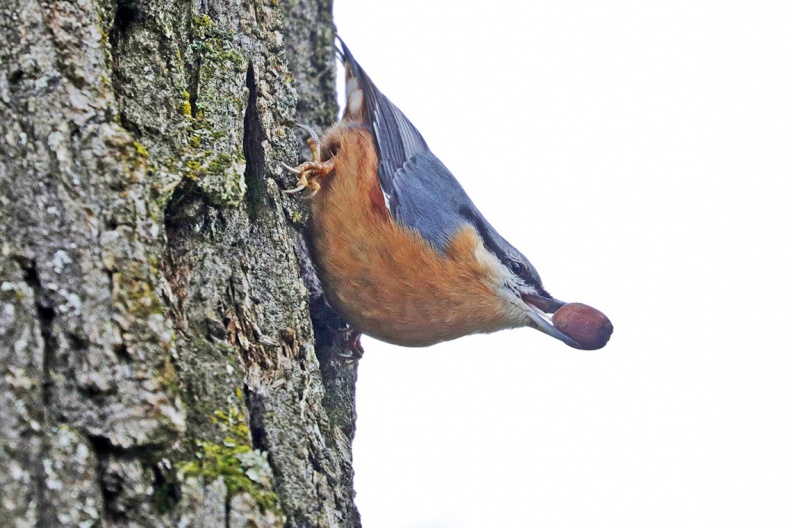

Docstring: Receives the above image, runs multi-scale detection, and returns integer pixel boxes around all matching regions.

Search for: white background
[332,1,792,527]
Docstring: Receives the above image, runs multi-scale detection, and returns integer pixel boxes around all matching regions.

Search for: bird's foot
[336,326,364,364]
[282,124,335,198]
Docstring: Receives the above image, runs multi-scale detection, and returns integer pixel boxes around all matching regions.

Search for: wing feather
[337,38,484,251]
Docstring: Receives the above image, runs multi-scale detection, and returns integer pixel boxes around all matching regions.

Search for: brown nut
[552,302,613,350]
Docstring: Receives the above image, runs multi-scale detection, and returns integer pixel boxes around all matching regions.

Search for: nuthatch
[284,39,613,353]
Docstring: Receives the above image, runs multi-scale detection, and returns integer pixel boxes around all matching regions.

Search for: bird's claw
[282,124,334,197]
[335,327,364,364]
[282,160,333,196]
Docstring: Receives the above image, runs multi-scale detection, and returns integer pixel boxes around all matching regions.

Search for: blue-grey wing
[388,151,486,250]
[337,38,481,250]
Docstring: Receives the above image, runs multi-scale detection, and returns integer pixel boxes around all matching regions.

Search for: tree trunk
[0,0,360,526]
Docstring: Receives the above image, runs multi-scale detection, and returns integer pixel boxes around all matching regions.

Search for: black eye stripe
[457,207,540,287]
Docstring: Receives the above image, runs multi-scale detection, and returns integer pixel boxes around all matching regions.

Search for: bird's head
[470,217,610,349]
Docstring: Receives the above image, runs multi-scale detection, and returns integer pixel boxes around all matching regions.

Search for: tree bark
[0,0,360,526]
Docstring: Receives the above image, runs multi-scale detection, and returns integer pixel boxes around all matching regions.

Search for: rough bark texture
[0,0,361,526]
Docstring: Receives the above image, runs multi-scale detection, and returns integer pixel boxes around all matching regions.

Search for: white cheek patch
[463,231,534,327]
[472,237,505,284]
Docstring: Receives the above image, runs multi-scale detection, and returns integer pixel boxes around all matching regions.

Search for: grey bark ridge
[0,0,361,526]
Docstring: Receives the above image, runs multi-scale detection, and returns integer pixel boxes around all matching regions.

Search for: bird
[282,38,612,356]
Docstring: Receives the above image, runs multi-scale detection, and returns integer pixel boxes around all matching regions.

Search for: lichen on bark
[0,0,361,526]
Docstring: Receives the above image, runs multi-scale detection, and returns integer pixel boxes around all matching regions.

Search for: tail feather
[337,37,369,121]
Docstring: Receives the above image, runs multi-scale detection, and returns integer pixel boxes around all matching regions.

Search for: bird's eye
[508,261,523,275]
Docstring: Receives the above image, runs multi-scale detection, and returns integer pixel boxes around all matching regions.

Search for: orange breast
[307,126,518,347]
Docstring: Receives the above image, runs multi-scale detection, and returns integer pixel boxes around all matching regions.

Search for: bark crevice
[21,261,56,411]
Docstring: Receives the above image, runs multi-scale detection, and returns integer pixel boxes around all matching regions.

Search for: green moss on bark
[179,404,282,516]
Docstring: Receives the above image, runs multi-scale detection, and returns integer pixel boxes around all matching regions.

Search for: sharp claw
[295,123,321,162]
[280,161,300,174]
[295,123,320,145]
[282,124,332,197]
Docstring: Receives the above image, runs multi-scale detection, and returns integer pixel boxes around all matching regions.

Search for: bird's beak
[520,293,584,349]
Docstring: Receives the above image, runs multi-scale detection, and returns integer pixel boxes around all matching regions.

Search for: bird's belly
[306,126,509,347]
[308,220,481,347]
